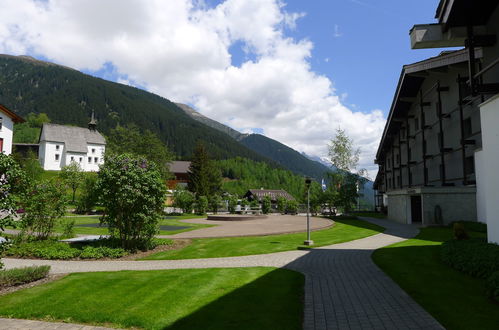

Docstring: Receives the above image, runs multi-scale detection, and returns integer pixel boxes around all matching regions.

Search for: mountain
[175,103,247,141]
[176,103,335,179]
[0,54,273,163]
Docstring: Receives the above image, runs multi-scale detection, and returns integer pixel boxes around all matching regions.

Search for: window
[409,171,413,185]
[408,148,412,160]
[465,156,475,175]
[396,154,401,165]
[88,157,92,163]
[463,118,472,137]
[424,167,428,184]
[56,145,60,151]
[397,176,401,187]
[94,157,98,163]
[79,157,83,163]
[91,148,96,154]
[423,140,427,154]
[70,156,74,162]
[440,164,445,180]
[55,154,60,161]
[415,117,420,131]
[0,117,3,130]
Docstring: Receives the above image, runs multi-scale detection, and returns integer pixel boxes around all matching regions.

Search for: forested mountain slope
[0,54,271,162]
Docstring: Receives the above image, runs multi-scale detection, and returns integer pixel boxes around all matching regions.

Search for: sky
[0,0,448,177]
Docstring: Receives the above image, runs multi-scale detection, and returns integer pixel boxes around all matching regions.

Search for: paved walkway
[0,318,113,329]
[1,217,443,329]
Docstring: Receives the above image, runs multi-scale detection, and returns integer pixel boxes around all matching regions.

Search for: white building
[0,104,25,155]
[391,0,499,244]
[38,122,106,172]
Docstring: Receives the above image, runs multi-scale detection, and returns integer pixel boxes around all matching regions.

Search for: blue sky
[0,0,451,175]
[225,0,445,116]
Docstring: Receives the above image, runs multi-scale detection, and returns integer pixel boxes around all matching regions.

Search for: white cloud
[333,24,343,38]
[0,0,386,176]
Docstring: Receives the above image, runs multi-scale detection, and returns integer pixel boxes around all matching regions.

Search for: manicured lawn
[372,227,499,330]
[55,215,211,236]
[0,268,304,330]
[143,218,384,260]
[354,212,387,219]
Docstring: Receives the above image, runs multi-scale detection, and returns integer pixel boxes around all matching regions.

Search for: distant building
[244,189,295,203]
[0,104,25,155]
[38,117,106,171]
[374,0,499,244]
[167,161,191,189]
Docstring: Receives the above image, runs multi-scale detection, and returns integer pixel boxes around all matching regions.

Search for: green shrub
[195,196,208,215]
[5,239,128,260]
[486,271,499,302]
[75,175,98,214]
[228,196,237,214]
[96,154,166,250]
[80,246,127,259]
[61,219,75,239]
[449,221,487,233]
[286,200,298,215]
[452,222,469,240]
[262,196,271,214]
[0,265,50,288]
[441,238,499,279]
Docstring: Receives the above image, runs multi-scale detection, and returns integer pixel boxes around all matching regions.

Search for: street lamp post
[304,177,313,246]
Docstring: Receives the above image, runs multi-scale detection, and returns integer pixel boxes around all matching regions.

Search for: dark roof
[436,0,499,29]
[245,189,295,201]
[0,104,25,123]
[39,123,106,153]
[375,48,479,162]
[169,161,191,174]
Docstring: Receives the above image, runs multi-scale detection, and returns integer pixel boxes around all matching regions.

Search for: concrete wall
[387,192,409,224]
[479,94,499,244]
[421,188,477,225]
[474,149,487,223]
[0,115,14,155]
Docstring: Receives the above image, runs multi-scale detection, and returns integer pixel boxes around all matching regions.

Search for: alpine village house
[374,0,499,244]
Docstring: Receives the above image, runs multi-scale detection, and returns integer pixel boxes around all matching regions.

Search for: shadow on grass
[372,229,499,330]
[164,268,304,330]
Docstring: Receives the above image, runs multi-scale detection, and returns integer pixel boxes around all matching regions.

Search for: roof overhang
[436,0,499,29]
[375,49,478,162]
[410,24,489,49]
[0,104,25,123]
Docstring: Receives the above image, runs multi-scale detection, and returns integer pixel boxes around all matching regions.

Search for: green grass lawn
[56,215,211,236]
[0,268,304,330]
[142,218,384,260]
[372,227,499,330]
[354,212,387,219]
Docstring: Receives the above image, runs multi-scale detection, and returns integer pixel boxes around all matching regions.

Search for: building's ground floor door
[410,195,422,223]
[0,138,3,153]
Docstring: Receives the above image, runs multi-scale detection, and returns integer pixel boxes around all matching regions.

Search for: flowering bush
[96,154,166,250]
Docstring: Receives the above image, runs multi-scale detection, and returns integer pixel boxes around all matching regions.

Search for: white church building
[0,104,25,155]
[38,118,106,172]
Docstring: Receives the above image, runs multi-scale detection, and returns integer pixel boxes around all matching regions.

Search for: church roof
[40,123,106,153]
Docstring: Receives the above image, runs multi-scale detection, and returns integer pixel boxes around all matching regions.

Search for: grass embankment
[0,268,304,330]
[55,215,211,236]
[143,217,384,260]
[373,227,499,330]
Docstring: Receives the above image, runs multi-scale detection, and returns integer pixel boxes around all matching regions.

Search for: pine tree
[187,142,221,196]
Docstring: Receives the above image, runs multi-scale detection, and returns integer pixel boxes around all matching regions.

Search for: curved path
[1,217,443,330]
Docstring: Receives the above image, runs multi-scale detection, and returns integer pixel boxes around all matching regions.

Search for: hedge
[0,265,50,287]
